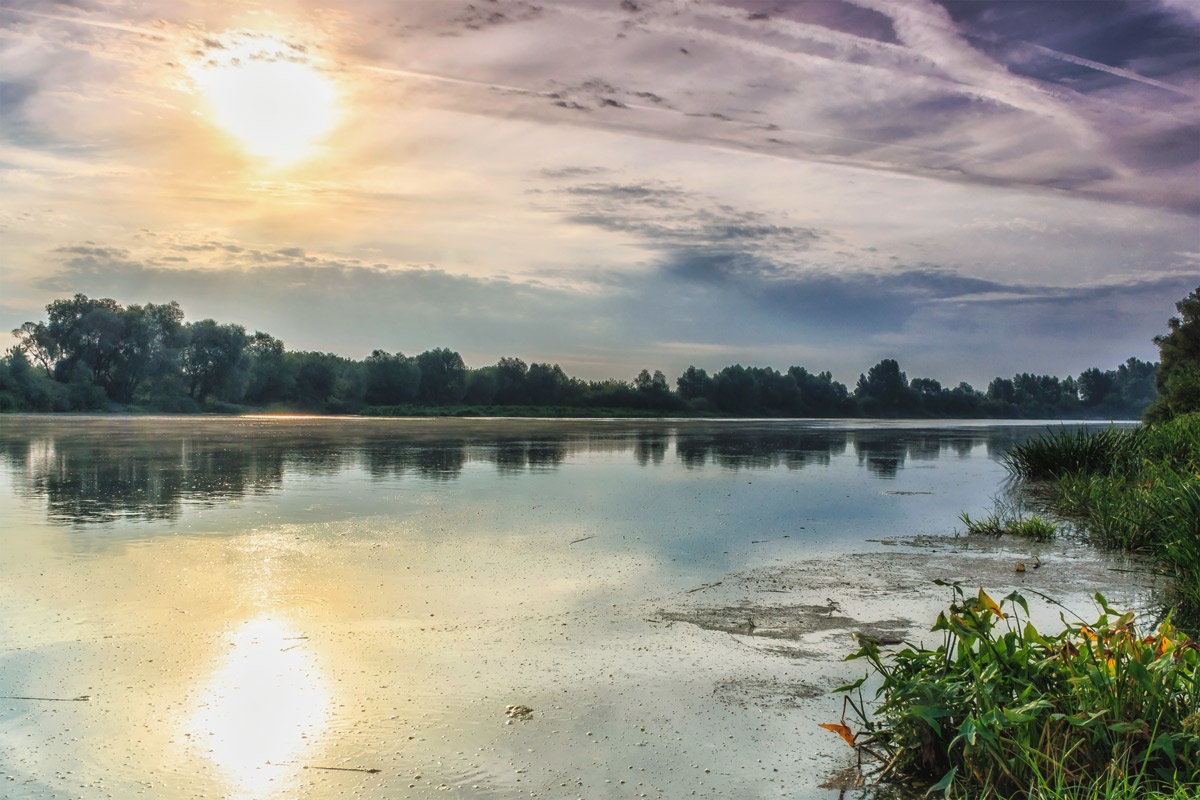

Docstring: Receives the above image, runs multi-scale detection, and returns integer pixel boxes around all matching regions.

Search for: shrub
[826,585,1200,799]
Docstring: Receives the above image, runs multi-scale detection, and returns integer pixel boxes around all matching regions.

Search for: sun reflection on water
[190,617,330,798]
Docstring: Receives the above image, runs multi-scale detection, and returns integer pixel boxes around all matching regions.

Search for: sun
[191,34,338,167]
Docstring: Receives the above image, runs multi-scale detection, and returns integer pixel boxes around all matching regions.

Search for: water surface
[0,416,1155,799]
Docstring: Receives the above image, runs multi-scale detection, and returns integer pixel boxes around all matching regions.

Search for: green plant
[1004,414,1200,633]
[1004,427,1139,481]
[959,509,1057,542]
[825,584,1200,799]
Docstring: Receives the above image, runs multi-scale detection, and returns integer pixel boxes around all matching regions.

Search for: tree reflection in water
[0,417,1038,526]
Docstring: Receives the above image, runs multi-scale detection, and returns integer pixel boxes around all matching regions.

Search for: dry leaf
[819,722,856,747]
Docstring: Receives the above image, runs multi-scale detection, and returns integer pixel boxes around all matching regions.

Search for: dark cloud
[555,179,823,252]
[939,0,1200,93]
[53,244,132,259]
[658,247,1012,333]
[0,79,41,147]
[1115,124,1200,170]
[720,0,900,44]
[539,166,608,179]
[564,183,683,203]
[0,80,36,110]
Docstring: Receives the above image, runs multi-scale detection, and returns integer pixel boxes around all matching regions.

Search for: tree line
[0,292,1170,419]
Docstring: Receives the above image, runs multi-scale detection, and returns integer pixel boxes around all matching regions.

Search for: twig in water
[569,535,595,544]
[306,766,382,774]
[685,581,722,594]
[0,695,91,702]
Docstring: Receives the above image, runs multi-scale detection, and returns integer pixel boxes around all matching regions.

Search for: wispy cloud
[1,0,1196,385]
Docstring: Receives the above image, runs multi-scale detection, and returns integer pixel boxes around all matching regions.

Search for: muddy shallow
[0,416,1155,799]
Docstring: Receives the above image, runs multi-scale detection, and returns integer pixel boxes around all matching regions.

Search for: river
[0,416,1156,799]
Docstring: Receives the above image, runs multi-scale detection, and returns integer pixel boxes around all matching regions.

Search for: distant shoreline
[0,406,1145,423]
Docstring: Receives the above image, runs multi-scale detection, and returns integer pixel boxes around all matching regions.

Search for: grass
[959,508,1057,542]
[1006,770,1200,800]
[1003,413,1200,631]
[1003,426,1141,481]
[826,584,1200,799]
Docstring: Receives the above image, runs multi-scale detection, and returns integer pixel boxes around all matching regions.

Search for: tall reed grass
[1003,414,1200,631]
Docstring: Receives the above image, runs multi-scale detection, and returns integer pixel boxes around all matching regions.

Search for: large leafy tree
[855,359,917,415]
[363,349,420,405]
[181,319,248,401]
[13,294,184,403]
[1146,286,1200,421]
[416,348,467,405]
[242,332,290,404]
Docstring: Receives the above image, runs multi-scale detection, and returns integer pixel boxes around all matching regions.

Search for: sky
[1,0,1198,388]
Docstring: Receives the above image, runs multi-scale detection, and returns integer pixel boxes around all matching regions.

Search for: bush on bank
[827,585,1199,799]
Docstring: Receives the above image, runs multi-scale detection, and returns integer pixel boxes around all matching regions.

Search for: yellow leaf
[819,722,856,747]
[978,588,1005,617]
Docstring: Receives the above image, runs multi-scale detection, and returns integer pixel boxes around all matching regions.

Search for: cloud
[4,0,1197,210]
[1,0,1197,388]
[12,227,1195,390]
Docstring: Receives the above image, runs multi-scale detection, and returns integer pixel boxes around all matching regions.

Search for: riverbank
[1006,412,1200,632]
[832,412,1200,800]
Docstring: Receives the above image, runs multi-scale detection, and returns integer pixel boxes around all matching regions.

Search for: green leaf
[958,717,978,746]
[1149,731,1177,761]
[928,766,958,798]
[1003,590,1030,616]
[834,676,867,693]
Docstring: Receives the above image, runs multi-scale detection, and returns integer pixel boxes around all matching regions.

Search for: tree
[987,377,1015,404]
[16,294,185,404]
[416,348,467,405]
[464,366,500,405]
[909,377,943,414]
[243,332,290,405]
[113,301,185,402]
[1077,368,1113,407]
[1114,357,1156,413]
[11,321,58,376]
[1146,286,1200,421]
[287,352,340,410]
[713,365,759,414]
[364,350,421,405]
[676,366,713,401]
[492,357,530,405]
[855,359,916,415]
[0,348,68,411]
[633,369,668,392]
[181,320,248,402]
[526,362,571,405]
[788,367,852,416]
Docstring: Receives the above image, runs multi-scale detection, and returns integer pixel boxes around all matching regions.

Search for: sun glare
[192,35,338,167]
[190,617,330,798]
